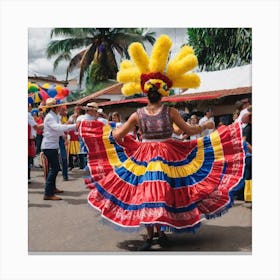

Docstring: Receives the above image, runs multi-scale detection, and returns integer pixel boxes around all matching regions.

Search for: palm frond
[50,28,95,38]
[53,52,71,71]
[79,45,97,85]
[66,49,87,73]
[46,37,93,58]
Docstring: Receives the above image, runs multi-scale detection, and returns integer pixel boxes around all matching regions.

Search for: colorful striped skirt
[79,121,246,232]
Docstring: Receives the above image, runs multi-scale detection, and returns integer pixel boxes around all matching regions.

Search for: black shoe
[138,238,153,251]
[158,233,169,247]
[68,167,74,171]
[63,177,69,181]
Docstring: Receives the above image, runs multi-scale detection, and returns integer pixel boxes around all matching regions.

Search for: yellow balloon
[43,83,50,89]
[28,82,31,89]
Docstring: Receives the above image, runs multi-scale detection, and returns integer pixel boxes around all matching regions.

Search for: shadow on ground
[117,225,252,252]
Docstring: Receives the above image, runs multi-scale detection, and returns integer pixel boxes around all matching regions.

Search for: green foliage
[187,28,252,71]
[47,28,156,88]
[66,90,84,102]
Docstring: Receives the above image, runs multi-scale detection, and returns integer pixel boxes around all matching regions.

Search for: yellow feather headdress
[117,34,200,97]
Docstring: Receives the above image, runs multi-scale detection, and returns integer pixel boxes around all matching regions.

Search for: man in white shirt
[235,98,251,128]
[41,98,76,200]
[198,109,215,136]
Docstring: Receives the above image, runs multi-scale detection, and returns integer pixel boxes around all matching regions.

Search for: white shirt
[41,110,76,149]
[199,116,214,136]
[236,107,249,128]
[77,114,108,124]
[28,112,37,139]
[190,134,201,140]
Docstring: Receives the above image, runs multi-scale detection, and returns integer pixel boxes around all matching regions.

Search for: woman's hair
[112,112,121,122]
[147,86,162,103]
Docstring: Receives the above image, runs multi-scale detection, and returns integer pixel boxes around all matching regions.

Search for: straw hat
[44,98,65,108]
[82,102,99,111]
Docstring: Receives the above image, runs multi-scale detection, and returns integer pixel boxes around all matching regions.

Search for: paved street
[28,167,252,254]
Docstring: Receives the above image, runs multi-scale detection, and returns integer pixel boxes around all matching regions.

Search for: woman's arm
[112,112,138,140]
[170,107,214,136]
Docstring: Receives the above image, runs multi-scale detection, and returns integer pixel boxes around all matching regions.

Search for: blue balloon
[47,88,57,98]
[28,96,34,105]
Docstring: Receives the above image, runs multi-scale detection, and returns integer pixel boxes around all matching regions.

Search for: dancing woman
[79,34,246,250]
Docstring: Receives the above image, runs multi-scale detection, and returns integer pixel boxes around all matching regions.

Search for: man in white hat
[77,102,107,123]
[76,102,108,170]
[41,98,77,200]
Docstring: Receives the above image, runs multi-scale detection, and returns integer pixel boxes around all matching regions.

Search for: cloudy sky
[28,28,187,82]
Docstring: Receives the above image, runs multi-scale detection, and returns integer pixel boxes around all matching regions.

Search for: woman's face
[112,114,120,122]
[190,116,198,125]
[233,113,239,121]
[74,107,81,115]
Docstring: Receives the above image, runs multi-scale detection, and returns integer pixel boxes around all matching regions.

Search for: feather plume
[149,34,172,73]
[128,43,150,73]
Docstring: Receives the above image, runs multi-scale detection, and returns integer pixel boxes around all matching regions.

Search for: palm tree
[46,28,156,86]
[187,28,252,71]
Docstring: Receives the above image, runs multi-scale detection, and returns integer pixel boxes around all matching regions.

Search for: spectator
[232,109,240,123]
[28,100,43,183]
[198,108,215,136]
[76,102,108,170]
[189,114,201,140]
[235,106,252,201]
[41,98,76,200]
[67,105,82,170]
[111,111,123,128]
[235,98,251,128]
[58,105,69,181]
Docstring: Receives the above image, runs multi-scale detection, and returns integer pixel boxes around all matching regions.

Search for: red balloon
[55,93,65,100]
[62,87,70,97]
[55,87,67,100]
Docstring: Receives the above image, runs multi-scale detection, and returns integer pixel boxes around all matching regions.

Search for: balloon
[55,87,69,100]
[55,84,63,95]
[28,96,34,105]
[34,91,42,103]
[61,87,70,97]
[42,83,50,89]
[28,83,39,93]
[47,88,57,98]
[55,94,64,100]
[64,88,70,96]
[39,89,49,101]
